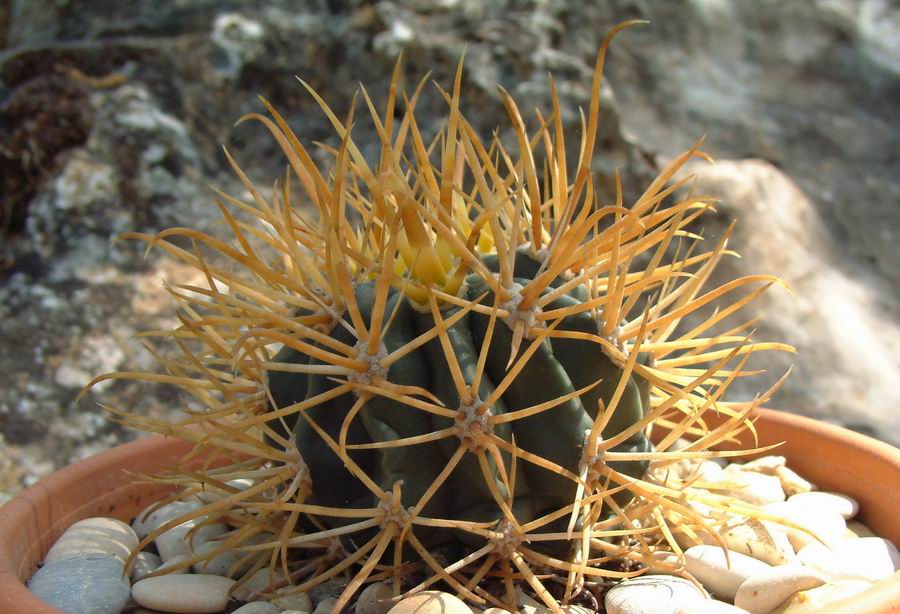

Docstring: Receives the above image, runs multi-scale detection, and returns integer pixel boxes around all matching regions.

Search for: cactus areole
[88,21,792,613]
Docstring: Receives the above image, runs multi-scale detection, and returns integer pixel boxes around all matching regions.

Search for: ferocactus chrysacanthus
[88,22,792,612]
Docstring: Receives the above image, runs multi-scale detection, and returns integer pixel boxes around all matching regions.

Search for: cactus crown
[87,22,793,613]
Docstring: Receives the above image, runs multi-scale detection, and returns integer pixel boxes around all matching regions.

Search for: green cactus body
[268,251,651,550]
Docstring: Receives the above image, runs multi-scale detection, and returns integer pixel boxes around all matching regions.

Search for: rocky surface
[0,0,897,497]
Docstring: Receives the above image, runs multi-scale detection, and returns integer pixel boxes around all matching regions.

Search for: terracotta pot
[1,409,898,613]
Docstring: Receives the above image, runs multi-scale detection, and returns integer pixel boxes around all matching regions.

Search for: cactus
[86,22,793,613]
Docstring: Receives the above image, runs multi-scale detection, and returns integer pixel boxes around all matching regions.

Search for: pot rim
[1,409,898,613]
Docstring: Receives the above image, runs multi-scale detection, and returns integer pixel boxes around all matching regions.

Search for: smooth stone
[132,574,236,613]
[676,599,750,614]
[269,588,312,611]
[797,537,900,582]
[133,500,202,539]
[516,586,556,613]
[846,520,877,538]
[669,437,695,451]
[154,515,229,563]
[683,488,726,518]
[191,539,245,575]
[650,549,682,571]
[774,466,814,496]
[44,517,139,564]
[734,564,825,614]
[387,590,472,614]
[735,457,814,495]
[740,456,787,473]
[514,606,591,614]
[684,545,771,601]
[28,554,131,614]
[312,597,337,614]
[719,467,786,505]
[356,581,395,614]
[233,602,281,614]
[788,491,858,519]
[193,478,255,504]
[192,531,272,575]
[232,569,284,602]
[308,578,346,603]
[773,579,873,613]
[515,586,545,611]
[157,553,191,574]
[605,575,706,614]
[130,550,163,581]
[722,518,795,565]
[676,459,725,483]
[693,461,726,483]
[761,501,847,549]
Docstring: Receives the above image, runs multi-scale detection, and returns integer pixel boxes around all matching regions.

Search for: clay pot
[1,409,899,613]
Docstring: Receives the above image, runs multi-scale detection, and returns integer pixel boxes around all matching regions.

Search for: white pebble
[605,575,706,614]
[313,596,337,614]
[193,478,255,504]
[516,586,559,613]
[797,537,900,582]
[669,437,695,451]
[387,590,472,613]
[695,461,726,482]
[721,518,795,565]
[650,549,681,571]
[774,466,814,496]
[676,599,750,614]
[131,574,236,613]
[788,491,858,519]
[233,602,281,614]
[269,587,312,611]
[191,539,246,575]
[193,531,272,575]
[734,564,825,614]
[132,500,202,539]
[762,501,846,549]
[776,579,873,613]
[740,456,786,473]
[155,516,228,563]
[28,554,131,614]
[719,466,786,505]
[684,545,771,601]
[356,581,395,614]
[231,568,284,602]
[846,520,877,538]
[157,553,191,574]
[129,550,163,581]
[735,457,815,495]
[44,517,139,564]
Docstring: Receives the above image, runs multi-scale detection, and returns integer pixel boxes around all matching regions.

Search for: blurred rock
[677,158,900,446]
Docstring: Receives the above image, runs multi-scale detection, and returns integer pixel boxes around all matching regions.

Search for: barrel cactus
[87,22,792,612]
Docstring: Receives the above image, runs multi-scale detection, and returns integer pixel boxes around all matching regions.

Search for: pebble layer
[24,454,900,614]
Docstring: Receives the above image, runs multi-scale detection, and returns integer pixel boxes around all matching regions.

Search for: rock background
[1,0,898,500]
